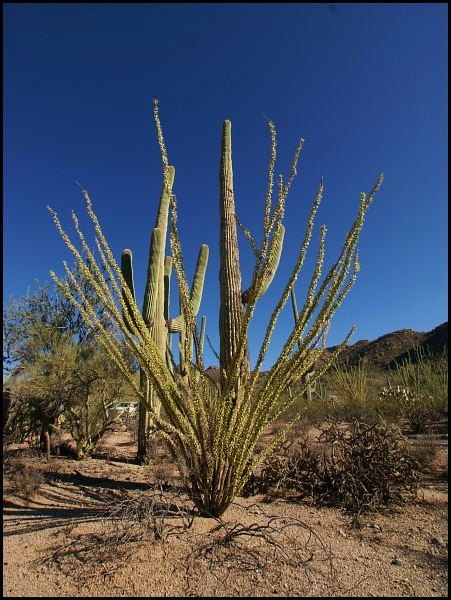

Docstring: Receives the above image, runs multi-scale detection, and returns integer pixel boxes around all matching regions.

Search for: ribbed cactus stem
[120,248,137,333]
[242,222,285,304]
[132,167,175,463]
[163,256,172,321]
[142,227,164,325]
[195,315,206,383]
[163,255,173,372]
[199,315,206,353]
[219,120,249,387]
[119,152,208,462]
[152,167,175,358]
[190,245,209,315]
[166,244,209,334]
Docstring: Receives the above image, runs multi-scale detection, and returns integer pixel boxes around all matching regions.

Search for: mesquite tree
[48,101,383,516]
[3,275,133,460]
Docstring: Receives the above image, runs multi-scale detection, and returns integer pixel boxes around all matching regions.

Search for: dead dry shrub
[104,483,195,544]
[246,417,419,514]
[185,502,335,597]
[40,484,196,586]
[7,461,45,497]
[42,527,135,584]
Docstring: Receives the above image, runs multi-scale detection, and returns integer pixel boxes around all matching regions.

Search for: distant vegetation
[3,272,447,517]
[3,271,137,460]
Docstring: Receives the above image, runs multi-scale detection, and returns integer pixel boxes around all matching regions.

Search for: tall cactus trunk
[137,168,174,463]
[219,120,250,394]
[137,371,150,461]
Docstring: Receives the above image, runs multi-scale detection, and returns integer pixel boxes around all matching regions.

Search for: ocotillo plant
[49,101,383,516]
[290,287,316,402]
[119,156,208,462]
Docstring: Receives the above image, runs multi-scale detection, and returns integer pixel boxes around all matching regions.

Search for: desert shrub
[323,361,383,421]
[7,462,45,497]
[281,375,333,426]
[378,348,448,432]
[408,434,440,471]
[244,437,325,499]
[104,484,194,544]
[281,365,381,428]
[377,383,429,432]
[120,409,139,443]
[247,417,419,514]
[284,361,386,426]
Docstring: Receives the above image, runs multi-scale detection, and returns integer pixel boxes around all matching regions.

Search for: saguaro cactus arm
[241,222,285,304]
[163,256,172,320]
[120,166,175,335]
[167,244,209,333]
[142,227,164,326]
[120,249,138,333]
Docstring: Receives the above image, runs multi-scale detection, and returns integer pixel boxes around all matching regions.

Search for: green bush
[377,347,448,432]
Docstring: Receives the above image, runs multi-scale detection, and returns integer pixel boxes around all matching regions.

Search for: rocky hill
[327,321,448,370]
[206,321,448,375]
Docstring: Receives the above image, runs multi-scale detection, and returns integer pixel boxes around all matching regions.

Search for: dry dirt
[3,425,448,598]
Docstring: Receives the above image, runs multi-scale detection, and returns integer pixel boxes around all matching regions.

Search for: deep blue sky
[4,3,448,369]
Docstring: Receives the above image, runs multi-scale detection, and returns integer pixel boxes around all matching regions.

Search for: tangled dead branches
[245,417,419,515]
[39,487,335,596]
[103,482,196,544]
[184,501,334,596]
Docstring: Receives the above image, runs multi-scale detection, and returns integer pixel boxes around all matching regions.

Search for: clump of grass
[379,346,448,433]
[287,360,384,423]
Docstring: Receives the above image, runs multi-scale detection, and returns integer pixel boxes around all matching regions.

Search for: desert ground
[3,422,448,598]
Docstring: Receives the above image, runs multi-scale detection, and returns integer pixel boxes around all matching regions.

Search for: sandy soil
[3,425,448,597]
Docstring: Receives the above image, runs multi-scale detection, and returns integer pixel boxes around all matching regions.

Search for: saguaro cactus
[120,166,208,462]
[219,120,285,393]
[219,120,249,390]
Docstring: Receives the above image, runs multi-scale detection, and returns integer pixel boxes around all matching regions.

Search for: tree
[3,267,136,460]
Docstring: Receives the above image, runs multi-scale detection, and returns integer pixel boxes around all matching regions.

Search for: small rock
[391,557,401,566]
[430,537,445,546]
[338,528,347,538]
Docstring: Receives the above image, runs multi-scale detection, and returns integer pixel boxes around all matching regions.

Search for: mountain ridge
[206,321,448,374]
